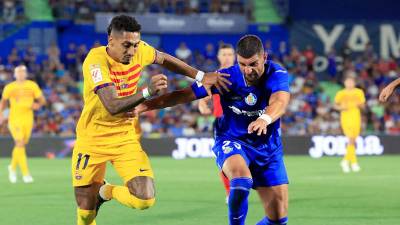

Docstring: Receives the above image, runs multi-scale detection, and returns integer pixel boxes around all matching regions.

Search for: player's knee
[126,176,156,210]
[15,140,25,148]
[127,176,155,199]
[126,196,156,210]
[229,168,251,179]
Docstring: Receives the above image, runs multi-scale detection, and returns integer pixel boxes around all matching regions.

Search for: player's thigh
[71,145,107,188]
[213,139,251,179]
[112,143,155,199]
[256,184,288,220]
[23,121,33,144]
[8,123,24,144]
[112,143,154,184]
[342,124,360,139]
[251,151,289,188]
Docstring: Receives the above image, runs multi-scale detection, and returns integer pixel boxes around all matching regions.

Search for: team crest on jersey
[223,146,233,154]
[90,64,103,84]
[75,171,82,180]
[245,93,257,106]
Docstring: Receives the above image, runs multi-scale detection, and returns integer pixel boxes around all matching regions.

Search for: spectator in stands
[47,42,61,70]
[2,1,16,23]
[175,42,192,62]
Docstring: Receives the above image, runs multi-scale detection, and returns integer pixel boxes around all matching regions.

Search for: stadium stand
[0,0,399,138]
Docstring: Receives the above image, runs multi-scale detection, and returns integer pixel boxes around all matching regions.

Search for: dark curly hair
[107,15,141,36]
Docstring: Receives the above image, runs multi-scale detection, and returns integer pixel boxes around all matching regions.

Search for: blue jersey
[213,60,289,152]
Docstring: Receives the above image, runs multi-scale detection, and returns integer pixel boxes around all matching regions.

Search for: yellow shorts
[71,142,154,187]
[8,121,33,144]
[341,124,361,138]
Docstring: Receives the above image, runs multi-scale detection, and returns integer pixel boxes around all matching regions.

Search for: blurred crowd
[0,39,400,137]
[0,0,25,24]
[50,0,253,21]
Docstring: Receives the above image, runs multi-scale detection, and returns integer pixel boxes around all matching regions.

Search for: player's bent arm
[264,91,291,122]
[248,91,290,135]
[97,85,147,116]
[198,96,212,115]
[97,74,168,115]
[379,77,400,102]
[32,95,47,110]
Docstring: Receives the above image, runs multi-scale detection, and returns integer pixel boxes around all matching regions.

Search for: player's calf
[102,176,156,210]
[228,177,253,225]
[75,184,102,225]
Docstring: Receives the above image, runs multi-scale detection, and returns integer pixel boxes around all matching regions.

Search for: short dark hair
[107,15,141,36]
[219,43,234,51]
[236,35,264,58]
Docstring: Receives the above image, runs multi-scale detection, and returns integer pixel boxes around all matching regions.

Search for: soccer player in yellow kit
[334,76,365,173]
[73,15,230,225]
[0,65,46,183]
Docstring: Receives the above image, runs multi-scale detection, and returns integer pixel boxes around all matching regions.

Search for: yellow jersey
[75,42,156,147]
[1,80,43,124]
[334,88,365,123]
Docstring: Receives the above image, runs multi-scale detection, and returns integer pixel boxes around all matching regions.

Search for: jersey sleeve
[139,41,156,67]
[83,52,113,94]
[32,82,43,99]
[268,69,289,93]
[1,84,11,100]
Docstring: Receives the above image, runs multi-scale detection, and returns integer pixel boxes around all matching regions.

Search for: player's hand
[198,97,212,115]
[202,72,231,94]
[32,103,41,110]
[132,103,149,117]
[148,74,168,96]
[248,118,268,136]
[0,114,4,125]
[124,110,136,120]
[379,84,395,102]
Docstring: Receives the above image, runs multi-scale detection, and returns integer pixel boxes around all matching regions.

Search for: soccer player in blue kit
[135,35,291,225]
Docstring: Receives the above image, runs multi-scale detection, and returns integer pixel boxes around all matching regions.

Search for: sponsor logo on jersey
[228,106,265,117]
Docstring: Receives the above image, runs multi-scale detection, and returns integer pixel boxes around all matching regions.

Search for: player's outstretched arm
[135,87,197,114]
[379,77,400,102]
[97,74,168,115]
[154,51,231,93]
[248,91,290,135]
[135,82,210,114]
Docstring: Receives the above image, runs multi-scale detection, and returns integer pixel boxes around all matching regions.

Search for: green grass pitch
[0,156,399,225]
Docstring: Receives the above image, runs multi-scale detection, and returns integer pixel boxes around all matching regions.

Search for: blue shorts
[212,138,289,188]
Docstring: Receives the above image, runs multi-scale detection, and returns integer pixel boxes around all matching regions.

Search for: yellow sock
[346,144,357,164]
[15,146,30,176]
[10,146,19,171]
[77,208,96,225]
[110,185,155,210]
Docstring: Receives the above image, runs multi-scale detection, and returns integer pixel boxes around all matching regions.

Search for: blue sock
[256,216,288,225]
[228,177,253,225]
